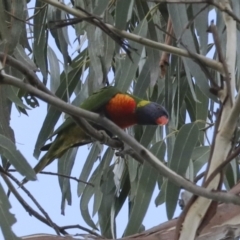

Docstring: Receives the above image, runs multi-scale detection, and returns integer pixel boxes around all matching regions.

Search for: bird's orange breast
[105,93,137,129]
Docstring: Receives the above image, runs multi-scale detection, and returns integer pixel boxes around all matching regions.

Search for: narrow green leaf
[110,170,130,237]
[0,183,20,240]
[48,6,70,65]
[92,148,114,217]
[98,189,115,238]
[80,176,98,230]
[155,179,167,207]
[136,1,161,86]
[168,4,215,100]
[127,157,140,183]
[224,160,237,190]
[7,86,30,110]
[196,86,208,145]
[124,162,157,236]
[192,4,209,56]
[1,1,25,53]
[115,0,134,31]
[93,188,103,218]
[86,25,104,91]
[192,146,210,175]
[80,147,113,230]
[100,167,116,195]
[33,1,48,82]
[166,123,199,219]
[134,59,151,97]
[77,143,101,196]
[13,44,37,71]
[58,148,78,214]
[115,20,148,92]
[102,12,115,78]
[47,46,60,92]
[124,141,165,236]
[0,1,9,52]
[93,0,109,15]
[0,134,36,180]
[80,151,112,230]
[185,88,197,122]
[34,59,84,158]
[98,166,116,238]
[140,126,158,147]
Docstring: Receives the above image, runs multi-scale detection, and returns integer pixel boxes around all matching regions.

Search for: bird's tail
[21,150,61,185]
[21,126,93,185]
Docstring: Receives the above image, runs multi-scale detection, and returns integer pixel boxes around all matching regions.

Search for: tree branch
[143,0,240,25]
[177,1,238,239]
[39,0,223,73]
[0,67,240,206]
[0,167,66,235]
[8,169,94,186]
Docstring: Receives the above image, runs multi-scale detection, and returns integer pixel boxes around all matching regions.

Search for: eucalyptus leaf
[58,148,78,214]
[78,143,101,196]
[166,123,199,219]
[33,1,48,82]
[47,46,60,92]
[124,141,165,236]
[0,183,20,240]
[7,86,30,110]
[192,146,210,175]
[168,4,215,100]
[0,134,36,181]
[34,57,84,158]
[115,20,148,92]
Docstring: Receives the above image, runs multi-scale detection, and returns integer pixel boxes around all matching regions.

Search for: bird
[24,86,169,183]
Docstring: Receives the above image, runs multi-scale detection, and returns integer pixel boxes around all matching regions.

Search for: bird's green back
[48,86,121,138]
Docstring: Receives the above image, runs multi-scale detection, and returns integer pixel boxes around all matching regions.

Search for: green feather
[22,87,122,184]
[48,86,121,138]
[22,86,165,184]
[80,86,121,111]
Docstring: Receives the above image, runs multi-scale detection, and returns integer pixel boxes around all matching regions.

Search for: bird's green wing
[46,87,121,140]
[80,86,121,111]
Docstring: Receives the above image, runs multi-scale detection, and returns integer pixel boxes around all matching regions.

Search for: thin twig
[155,22,219,89]
[0,56,124,152]
[142,0,240,25]
[59,224,102,238]
[204,145,240,187]
[39,0,223,73]
[39,171,94,186]
[0,167,64,236]
[8,169,94,186]
[0,53,54,96]
[159,18,173,78]
[207,20,232,105]
[177,3,209,43]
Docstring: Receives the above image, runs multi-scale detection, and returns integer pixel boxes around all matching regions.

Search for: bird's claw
[99,130,111,145]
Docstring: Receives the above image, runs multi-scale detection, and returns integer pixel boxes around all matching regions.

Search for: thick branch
[0,71,240,206]
[40,0,223,73]
[20,182,240,239]
[143,0,240,25]
[177,1,237,239]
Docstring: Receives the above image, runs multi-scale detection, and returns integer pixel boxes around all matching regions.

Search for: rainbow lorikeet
[30,86,169,178]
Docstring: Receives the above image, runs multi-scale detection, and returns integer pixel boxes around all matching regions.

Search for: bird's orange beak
[156,116,169,126]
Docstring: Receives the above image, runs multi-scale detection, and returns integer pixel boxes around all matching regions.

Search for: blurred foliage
[0,0,240,239]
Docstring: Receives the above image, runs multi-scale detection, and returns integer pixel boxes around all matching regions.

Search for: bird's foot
[98,130,111,145]
[115,145,143,164]
[98,130,124,149]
